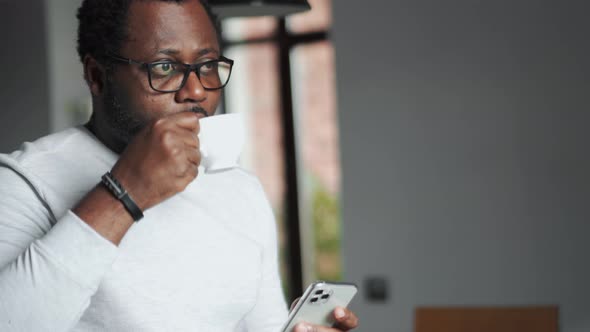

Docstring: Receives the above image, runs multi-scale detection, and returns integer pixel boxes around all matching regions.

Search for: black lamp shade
[209,0,311,18]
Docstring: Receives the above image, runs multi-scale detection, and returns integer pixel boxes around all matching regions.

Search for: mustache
[188,107,209,117]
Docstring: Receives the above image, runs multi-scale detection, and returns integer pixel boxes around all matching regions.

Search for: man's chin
[107,121,143,147]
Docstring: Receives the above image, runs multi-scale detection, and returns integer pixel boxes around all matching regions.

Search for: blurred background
[1,0,590,331]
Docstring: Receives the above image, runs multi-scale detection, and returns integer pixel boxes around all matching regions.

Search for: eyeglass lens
[148,61,231,92]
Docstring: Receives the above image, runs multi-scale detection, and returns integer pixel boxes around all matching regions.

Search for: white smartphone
[280,281,358,332]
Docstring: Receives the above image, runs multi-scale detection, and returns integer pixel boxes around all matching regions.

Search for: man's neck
[85,119,128,155]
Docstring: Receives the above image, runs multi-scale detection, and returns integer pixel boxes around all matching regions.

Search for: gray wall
[0,0,87,154]
[333,1,590,331]
[0,0,50,152]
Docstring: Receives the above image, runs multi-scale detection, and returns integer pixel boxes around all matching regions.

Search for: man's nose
[175,70,206,103]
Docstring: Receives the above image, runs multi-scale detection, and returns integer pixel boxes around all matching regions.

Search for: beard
[94,74,212,153]
[100,77,147,147]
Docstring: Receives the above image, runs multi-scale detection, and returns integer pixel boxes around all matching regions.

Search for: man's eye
[151,63,176,76]
[200,62,218,74]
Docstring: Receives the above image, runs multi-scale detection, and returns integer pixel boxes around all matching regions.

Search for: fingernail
[335,307,346,319]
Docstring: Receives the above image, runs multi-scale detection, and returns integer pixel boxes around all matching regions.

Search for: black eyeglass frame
[106,54,234,92]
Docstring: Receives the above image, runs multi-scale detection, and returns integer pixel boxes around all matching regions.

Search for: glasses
[107,54,234,92]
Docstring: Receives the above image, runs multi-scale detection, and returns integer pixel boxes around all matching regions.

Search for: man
[0,0,359,331]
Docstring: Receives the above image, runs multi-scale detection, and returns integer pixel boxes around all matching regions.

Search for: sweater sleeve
[0,166,118,331]
[242,182,289,332]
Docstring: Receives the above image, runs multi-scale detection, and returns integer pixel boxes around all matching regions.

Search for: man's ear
[83,55,107,96]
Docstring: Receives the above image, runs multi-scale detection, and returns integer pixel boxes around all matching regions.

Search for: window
[221,0,340,301]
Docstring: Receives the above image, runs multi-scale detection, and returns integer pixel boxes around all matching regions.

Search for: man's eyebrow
[198,48,219,56]
[155,48,219,56]
[157,48,180,55]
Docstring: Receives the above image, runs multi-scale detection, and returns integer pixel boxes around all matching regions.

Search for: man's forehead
[124,0,219,57]
[126,0,211,30]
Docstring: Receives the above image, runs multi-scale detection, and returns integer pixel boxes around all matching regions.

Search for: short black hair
[76,0,221,64]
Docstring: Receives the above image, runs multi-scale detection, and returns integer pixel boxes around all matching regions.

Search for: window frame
[221,18,330,302]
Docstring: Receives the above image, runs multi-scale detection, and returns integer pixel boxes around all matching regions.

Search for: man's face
[102,0,221,142]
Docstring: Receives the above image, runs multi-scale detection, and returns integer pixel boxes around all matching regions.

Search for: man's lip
[187,108,209,119]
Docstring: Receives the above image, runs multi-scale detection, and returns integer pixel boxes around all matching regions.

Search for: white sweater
[0,127,288,332]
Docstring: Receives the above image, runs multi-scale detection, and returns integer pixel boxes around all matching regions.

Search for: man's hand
[289,298,359,332]
[73,111,202,245]
[293,306,359,332]
[111,111,201,210]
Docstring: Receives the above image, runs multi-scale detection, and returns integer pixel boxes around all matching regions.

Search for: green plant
[312,180,342,281]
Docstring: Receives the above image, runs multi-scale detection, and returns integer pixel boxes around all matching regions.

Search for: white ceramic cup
[198,113,245,173]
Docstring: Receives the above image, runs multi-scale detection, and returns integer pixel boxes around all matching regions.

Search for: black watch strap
[101,171,144,222]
